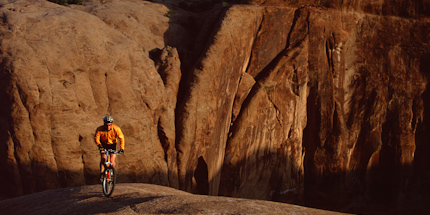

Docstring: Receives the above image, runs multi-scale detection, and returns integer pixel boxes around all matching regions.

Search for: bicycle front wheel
[102,167,116,197]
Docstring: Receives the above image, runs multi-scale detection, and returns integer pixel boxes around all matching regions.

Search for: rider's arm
[94,128,102,146]
[115,126,125,150]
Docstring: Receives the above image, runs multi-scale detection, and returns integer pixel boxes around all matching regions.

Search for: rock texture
[0,0,180,196]
[242,0,430,19]
[0,0,429,214]
[0,183,346,215]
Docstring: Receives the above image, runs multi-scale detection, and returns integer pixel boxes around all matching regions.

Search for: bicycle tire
[102,167,116,197]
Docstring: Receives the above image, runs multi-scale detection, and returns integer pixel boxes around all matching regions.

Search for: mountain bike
[101,149,120,197]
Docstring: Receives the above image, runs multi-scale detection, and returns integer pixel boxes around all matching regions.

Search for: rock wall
[0,0,429,213]
[242,0,430,19]
[0,0,179,197]
[303,8,428,210]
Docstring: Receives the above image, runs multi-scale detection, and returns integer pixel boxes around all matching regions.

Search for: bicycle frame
[101,149,119,197]
[103,150,116,168]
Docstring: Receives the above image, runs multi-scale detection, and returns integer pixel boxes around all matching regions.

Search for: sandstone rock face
[242,0,430,19]
[0,0,429,214]
[303,8,429,210]
[0,0,179,197]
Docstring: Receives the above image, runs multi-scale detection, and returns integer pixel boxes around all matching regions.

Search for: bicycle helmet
[103,116,114,123]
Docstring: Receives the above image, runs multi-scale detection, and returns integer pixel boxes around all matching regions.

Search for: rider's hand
[98,145,105,151]
[119,149,124,154]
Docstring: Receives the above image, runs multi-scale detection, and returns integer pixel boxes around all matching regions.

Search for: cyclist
[94,116,125,181]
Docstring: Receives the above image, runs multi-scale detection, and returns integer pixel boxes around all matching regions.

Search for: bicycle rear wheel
[102,167,116,197]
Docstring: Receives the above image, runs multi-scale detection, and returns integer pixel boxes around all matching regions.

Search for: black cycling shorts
[101,143,117,151]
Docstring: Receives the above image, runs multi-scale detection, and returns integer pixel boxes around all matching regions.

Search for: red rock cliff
[0,0,429,213]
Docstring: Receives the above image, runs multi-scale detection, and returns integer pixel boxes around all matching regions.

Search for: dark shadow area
[0,57,15,200]
[408,53,430,214]
[302,85,322,206]
[159,0,226,71]
[157,0,245,106]
[194,156,209,195]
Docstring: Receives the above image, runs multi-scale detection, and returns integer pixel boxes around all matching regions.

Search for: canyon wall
[0,0,429,213]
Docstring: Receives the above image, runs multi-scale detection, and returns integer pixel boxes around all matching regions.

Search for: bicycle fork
[105,155,113,181]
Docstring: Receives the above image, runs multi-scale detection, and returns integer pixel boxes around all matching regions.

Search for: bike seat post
[105,150,110,167]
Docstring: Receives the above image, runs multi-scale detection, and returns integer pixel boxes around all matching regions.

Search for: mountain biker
[94,116,125,181]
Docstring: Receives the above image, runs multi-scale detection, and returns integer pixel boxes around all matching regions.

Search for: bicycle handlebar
[102,149,122,155]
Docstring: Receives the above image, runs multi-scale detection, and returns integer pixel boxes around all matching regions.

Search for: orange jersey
[94,124,125,150]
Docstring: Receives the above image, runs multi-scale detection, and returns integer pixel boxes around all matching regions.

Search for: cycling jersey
[95,124,125,150]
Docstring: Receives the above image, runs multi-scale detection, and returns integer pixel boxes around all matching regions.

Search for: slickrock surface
[0,183,346,215]
[0,0,429,214]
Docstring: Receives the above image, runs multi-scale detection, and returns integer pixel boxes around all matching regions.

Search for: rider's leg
[110,153,117,168]
[100,153,107,173]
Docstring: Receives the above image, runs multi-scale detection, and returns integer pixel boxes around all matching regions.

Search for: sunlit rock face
[242,0,430,19]
[212,5,429,212]
[0,0,181,198]
[0,0,429,213]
